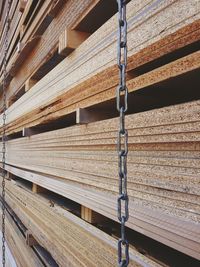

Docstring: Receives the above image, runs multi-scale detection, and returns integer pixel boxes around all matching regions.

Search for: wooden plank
[0,0,48,82]
[2,0,198,107]
[58,28,90,56]
[3,46,200,135]
[48,0,68,18]
[9,35,42,77]
[0,0,100,110]
[2,99,200,259]
[0,0,32,72]
[1,0,199,134]
[25,77,38,92]
[32,183,47,194]
[76,107,110,124]
[81,206,106,224]
[26,230,38,247]
[4,164,200,261]
[19,0,28,13]
[0,176,162,267]
[19,0,52,43]
[0,210,44,267]
[0,1,199,264]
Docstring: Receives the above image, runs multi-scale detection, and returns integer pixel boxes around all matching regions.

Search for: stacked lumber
[0,228,17,267]
[0,0,200,133]
[3,99,200,260]
[0,0,200,266]
[0,0,99,108]
[0,210,44,267]
[0,177,163,267]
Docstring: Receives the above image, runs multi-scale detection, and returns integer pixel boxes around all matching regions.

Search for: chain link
[2,1,11,266]
[116,0,129,266]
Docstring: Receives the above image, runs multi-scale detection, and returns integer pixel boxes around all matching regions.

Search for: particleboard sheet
[0,211,44,267]
[0,0,199,133]
[2,100,200,260]
[0,177,163,267]
[4,163,200,261]
[0,0,100,108]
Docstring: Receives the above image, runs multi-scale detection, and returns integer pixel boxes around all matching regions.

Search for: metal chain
[116,0,129,266]
[2,1,11,266]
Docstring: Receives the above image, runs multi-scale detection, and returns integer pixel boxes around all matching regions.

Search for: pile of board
[0,0,200,266]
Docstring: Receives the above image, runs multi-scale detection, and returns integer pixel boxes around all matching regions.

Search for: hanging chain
[116,0,129,266]
[2,1,11,266]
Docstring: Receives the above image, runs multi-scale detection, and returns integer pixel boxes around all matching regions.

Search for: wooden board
[0,0,100,109]
[0,0,200,264]
[4,163,200,261]
[1,0,200,133]
[0,177,163,267]
[1,99,200,260]
[2,43,200,135]
[0,210,44,267]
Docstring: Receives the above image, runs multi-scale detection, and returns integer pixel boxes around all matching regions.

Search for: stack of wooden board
[3,99,200,260]
[0,210,43,267]
[0,226,17,267]
[0,0,100,109]
[0,0,200,266]
[0,0,200,133]
[0,177,163,267]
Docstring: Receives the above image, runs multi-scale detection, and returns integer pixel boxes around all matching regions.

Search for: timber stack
[0,0,200,266]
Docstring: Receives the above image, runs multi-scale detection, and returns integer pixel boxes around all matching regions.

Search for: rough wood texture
[0,210,44,267]
[0,177,162,267]
[1,0,200,134]
[0,0,200,265]
[2,99,200,260]
[0,0,100,109]
[2,45,200,135]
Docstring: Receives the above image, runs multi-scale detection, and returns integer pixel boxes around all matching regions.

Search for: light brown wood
[32,183,47,194]
[26,230,38,247]
[19,0,27,13]
[0,0,34,72]
[0,0,200,265]
[59,28,90,56]
[4,164,200,261]
[25,77,37,92]
[0,176,162,267]
[0,0,100,109]
[2,99,200,259]
[0,210,44,267]
[76,107,110,124]
[1,0,200,124]
[81,206,106,224]
[2,48,200,136]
